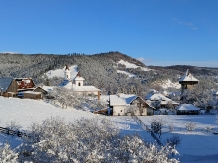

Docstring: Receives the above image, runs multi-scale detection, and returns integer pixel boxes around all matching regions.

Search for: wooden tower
[179,69,198,93]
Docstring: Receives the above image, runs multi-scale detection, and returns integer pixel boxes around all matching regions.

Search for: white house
[109,93,155,116]
[59,65,101,100]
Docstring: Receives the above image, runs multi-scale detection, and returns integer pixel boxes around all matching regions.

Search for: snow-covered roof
[179,69,198,82]
[146,93,169,101]
[42,86,54,92]
[59,79,73,89]
[0,78,13,92]
[145,93,179,105]
[34,86,54,92]
[213,91,218,96]
[100,95,110,104]
[23,91,42,95]
[110,94,137,106]
[73,85,101,92]
[177,104,200,111]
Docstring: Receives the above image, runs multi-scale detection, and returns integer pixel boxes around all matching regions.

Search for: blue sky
[0,0,218,67]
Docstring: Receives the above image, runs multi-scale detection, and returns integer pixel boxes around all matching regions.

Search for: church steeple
[74,72,85,86]
[64,64,71,80]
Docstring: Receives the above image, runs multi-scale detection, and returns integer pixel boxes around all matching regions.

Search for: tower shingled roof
[65,64,70,71]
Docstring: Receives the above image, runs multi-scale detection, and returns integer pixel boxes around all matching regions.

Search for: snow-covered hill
[118,60,151,71]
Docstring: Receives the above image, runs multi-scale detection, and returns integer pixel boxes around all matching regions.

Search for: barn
[0,78,36,98]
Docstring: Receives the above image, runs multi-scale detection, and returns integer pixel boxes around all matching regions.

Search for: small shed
[177,104,200,115]
[23,91,42,100]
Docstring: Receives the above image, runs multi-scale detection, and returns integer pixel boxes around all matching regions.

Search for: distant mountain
[0,52,217,95]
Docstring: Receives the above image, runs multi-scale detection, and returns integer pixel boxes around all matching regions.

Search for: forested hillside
[1,51,218,95]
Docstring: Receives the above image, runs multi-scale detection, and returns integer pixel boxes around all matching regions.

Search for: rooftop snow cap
[65,64,70,71]
[179,69,198,82]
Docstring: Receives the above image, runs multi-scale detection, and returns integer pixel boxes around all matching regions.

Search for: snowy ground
[117,60,151,71]
[1,97,218,162]
[139,115,218,163]
[117,70,136,78]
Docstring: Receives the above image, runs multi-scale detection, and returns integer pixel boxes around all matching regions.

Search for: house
[0,78,36,97]
[176,104,200,115]
[109,93,155,116]
[145,92,179,109]
[179,69,198,93]
[59,65,101,100]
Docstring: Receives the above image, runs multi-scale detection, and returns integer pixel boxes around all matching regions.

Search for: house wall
[147,107,154,115]
[23,93,42,100]
[113,106,126,116]
[7,80,18,93]
[76,91,100,100]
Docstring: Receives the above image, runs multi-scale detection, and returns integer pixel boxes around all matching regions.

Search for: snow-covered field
[139,115,218,163]
[117,60,151,71]
[1,97,218,162]
[44,65,78,79]
[117,70,136,78]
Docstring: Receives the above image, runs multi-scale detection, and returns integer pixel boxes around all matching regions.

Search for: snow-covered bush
[0,143,18,163]
[204,126,213,133]
[185,121,196,131]
[168,124,175,132]
[19,117,179,162]
[5,120,22,131]
[166,135,182,147]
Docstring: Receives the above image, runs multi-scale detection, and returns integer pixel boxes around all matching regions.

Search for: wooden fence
[0,127,31,138]
[131,115,163,146]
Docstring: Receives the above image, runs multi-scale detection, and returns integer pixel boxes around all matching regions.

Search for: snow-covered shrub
[114,135,179,163]
[19,117,179,163]
[5,120,22,131]
[168,124,175,132]
[166,135,182,147]
[0,143,18,163]
[185,121,196,131]
[204,126,213,133]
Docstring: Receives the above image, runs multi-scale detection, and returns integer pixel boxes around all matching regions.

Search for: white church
[59,65,101,100]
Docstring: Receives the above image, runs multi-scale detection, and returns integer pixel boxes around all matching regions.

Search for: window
[78,82,81,86]
[120,110,122,112]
